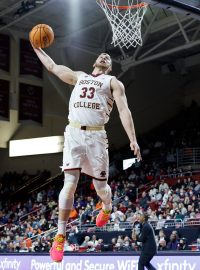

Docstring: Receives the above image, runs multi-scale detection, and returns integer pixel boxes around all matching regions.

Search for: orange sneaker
[96,209,111,227]
[50,234,65,262]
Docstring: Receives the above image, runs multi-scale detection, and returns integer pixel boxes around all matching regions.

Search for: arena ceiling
[0,0,200,73]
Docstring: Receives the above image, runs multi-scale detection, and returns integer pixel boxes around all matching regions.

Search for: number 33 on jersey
[69,73,114,126]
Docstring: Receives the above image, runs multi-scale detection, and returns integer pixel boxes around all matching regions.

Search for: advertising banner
[0,34,10,72]
[0,79,9,120]
[0,254,199,270]
[18,83,42,124]
[20,39,43,78]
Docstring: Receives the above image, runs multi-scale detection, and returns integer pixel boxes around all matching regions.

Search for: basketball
[29,24,54,48]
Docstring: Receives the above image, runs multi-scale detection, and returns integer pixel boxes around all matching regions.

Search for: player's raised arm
[32,46,83,85]
[111,77,141,161]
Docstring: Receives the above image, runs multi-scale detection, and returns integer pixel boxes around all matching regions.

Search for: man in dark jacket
[137,213,157,270]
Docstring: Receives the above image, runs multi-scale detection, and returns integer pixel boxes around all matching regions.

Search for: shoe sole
[50,250,63,263]
[96,218,109,227]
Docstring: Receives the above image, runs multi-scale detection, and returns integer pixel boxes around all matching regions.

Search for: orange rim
[97,1,148,10]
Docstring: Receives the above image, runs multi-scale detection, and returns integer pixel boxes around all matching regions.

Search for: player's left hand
[130,141,142,161]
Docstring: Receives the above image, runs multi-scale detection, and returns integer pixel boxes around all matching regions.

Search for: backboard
[145,0,200,20]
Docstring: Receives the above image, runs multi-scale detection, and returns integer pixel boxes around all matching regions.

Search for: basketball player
[137,213,157,270]
[32,45,141,262]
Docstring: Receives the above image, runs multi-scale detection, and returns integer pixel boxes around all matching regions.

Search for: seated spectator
[148,210,158,222]
[146,172,154,182]
[126,211,135,223]
[158,239,167,251]
[80,236,90,247]
[122,236,131,251]
[161,189,170,208]
[68,226,79,245]
[149,185,157,201]
[111,238,117,251]
[174,209,184,221]
[111,206,125,222]
[118,202,127,214]
[186,205,194,218]
[194,180,200,193]
[139,191,149,211]
[91,235,98,247]
[95,239,104,252]
[159,180,169,193]
[114,237,123,251]
[177,238,188,250]
[122,196,130,208]
[195,208,200,219]
[113,218,121,231]
[64,239,75,252]
[167,232,179,250]
[158,229,167,242]
[173,179,182,190]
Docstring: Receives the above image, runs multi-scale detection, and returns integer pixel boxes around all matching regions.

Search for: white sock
[57,220,66,235]
[102,203,112,212]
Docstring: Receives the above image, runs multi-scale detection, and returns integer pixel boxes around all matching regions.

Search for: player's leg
[82,130,112,227]
[58,170,80,234]
[50,170,80,262]
[93,180,112,210]
[93,179,112,227]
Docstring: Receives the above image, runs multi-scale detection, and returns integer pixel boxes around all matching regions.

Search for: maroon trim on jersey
[91,73,103,77]
[109,78,114,96]
[107,101,113,108]
[64,168,81,172]
[63,169,107,181]
[83,172,107,181]
[108,97,114,102]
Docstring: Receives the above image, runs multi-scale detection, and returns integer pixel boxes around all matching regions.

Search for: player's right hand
[130,141,142,161]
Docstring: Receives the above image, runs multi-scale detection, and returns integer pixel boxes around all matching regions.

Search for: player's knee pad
[58,171,79,210]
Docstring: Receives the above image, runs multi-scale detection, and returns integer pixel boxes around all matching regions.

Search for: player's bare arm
[111,77,141,161]
[32,47,84,85]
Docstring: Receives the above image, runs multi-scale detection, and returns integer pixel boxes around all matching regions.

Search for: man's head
[92,235,96,240]
[159,239,166,247]
[93,53,112,74]
[142,191,146,198]
[138,212,149,224]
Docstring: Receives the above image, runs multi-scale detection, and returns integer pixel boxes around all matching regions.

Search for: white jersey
[68,73,114,126]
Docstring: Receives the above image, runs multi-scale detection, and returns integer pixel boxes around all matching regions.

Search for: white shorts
[61,125,109,180]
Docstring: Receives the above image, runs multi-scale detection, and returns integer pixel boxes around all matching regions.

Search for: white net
[97,0,148,49]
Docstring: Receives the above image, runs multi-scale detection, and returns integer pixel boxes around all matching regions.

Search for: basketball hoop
[96,0,148,49]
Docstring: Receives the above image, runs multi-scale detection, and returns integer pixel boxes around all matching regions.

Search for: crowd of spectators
[0,103,200,253]
[109,101,200,183]
[0,168,199,253]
